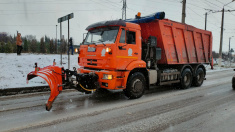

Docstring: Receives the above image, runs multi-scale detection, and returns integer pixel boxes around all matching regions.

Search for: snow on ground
[0,53,79,89]
[206,59,235,72]
[0,53,234,89]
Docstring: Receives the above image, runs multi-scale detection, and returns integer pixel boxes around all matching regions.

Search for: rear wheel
[180,68,192,89]
[124,72,146,99]
[193,68,205,87]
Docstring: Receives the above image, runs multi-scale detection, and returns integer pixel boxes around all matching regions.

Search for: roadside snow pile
[0,53,234,89]
[0,53,79,89]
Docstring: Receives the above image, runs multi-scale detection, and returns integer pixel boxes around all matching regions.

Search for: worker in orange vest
[16,33,23,55]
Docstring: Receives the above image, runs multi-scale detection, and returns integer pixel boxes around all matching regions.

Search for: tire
[180,68,192,89]
[124,72,146,99]
[232,76,235,90]
[193,68,205,87]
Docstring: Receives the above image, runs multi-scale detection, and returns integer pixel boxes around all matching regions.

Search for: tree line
[0,32,234,61]
[0,32,68,54]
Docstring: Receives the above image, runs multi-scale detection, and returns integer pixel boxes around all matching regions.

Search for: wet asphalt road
[0,69,235,132]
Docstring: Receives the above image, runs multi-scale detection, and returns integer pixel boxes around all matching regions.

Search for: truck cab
[78,20,147,95]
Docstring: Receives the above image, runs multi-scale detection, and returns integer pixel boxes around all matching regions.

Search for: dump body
[139,19,213,65]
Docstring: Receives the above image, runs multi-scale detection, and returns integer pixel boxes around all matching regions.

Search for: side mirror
[82,33,87,44]
[83,33,87,40]
[82,39,85,44]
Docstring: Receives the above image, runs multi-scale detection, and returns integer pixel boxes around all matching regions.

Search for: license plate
[88,47,96,52]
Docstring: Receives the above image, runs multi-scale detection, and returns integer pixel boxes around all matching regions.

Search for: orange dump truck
[27,12,213,111]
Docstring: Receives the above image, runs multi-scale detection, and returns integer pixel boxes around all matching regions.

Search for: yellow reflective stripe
[116,56,138,59]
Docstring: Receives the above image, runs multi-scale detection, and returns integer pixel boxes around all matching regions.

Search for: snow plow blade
[27,63,64,111]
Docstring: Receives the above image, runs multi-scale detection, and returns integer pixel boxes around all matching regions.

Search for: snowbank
[0,53,79,89]
[0,53,234,89]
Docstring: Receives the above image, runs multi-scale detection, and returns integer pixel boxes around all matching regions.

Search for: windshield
[84,27,119,45]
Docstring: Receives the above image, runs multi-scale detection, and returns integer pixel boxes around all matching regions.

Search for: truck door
[116,28,139,70]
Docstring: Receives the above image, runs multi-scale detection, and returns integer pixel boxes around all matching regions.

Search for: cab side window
[127,31,136,44]
[119,29,125,43]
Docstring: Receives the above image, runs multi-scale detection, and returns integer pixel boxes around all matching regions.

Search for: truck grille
[87,59,98,66]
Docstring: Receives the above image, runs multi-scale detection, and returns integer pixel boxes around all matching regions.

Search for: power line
[103,0,122,9]
[204,0,222,9]
[0,25,55,26]
[187,2,207,10]
[147,0,180,6]
[0,9,117,15]
[0,1,118,4]
[90,0,120,13]
[0,9,116,11]
[187,7,220,30]
[215,0,225,5]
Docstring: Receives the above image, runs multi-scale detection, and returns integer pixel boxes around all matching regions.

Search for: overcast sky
[1,0,235,52]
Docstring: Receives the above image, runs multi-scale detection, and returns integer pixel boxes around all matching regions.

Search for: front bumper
[78,68,126,90]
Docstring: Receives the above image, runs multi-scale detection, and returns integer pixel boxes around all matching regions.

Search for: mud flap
[27,63,64,111]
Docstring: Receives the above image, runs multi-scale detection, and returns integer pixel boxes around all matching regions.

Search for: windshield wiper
[90,42,97,46]
[98,40,106,46]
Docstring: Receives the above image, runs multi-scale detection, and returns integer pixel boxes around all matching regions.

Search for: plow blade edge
[27,65,64,111]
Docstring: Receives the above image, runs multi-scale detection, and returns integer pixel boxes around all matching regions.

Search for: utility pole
[122,0,126,20]
[216,0,235,67]
[205,12,207,30]
[60,23,62,65]
[56,25,57,54]
[218,8,224,67]
[68,19,70,69]
[181,0,186,24]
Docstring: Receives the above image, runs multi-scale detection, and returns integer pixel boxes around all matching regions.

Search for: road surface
[0,69,235,132]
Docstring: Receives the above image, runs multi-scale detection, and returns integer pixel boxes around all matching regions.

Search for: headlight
[75,48,78,53]
[106,47,111,53]
[103,74,113,80]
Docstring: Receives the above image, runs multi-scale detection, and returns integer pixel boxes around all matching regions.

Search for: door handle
[134,52,138,55]
[118,46,126,50]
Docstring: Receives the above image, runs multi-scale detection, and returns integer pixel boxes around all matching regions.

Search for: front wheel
[124,72,146,99]
[180,68,193,89]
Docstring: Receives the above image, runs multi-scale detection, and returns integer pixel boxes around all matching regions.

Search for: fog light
[102,82,108,87]
[103,74,112,80]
